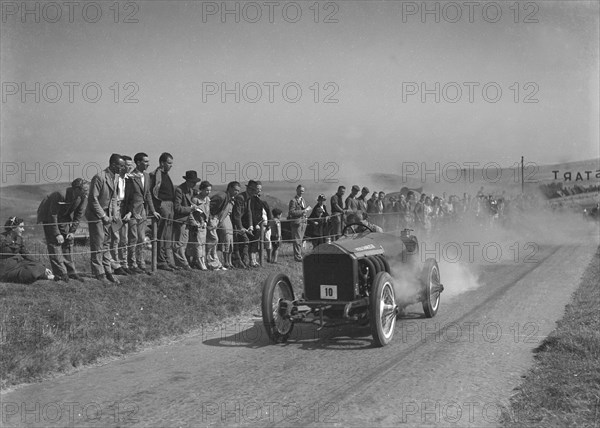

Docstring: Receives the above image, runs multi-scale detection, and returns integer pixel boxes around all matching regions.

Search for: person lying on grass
[0,216,54,284]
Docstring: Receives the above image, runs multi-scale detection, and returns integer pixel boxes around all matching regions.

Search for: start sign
[552,170,600,181]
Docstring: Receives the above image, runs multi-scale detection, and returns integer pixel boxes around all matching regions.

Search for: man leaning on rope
[123,152,160,274]
[37,178,89,282]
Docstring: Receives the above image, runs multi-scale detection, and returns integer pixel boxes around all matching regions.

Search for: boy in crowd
[268,208,282,263]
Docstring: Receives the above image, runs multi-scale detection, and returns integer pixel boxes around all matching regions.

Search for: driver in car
[345,212,383,233]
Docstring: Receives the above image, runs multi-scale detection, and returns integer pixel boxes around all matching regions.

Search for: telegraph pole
[521,156,524,194]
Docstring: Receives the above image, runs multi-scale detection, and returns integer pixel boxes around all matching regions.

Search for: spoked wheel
[369,272,397,347]
[422,259,441,318]
[262,273,295,343]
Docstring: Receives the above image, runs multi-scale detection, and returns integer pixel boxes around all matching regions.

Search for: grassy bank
[502,246,600,427]
[0,256,303,389]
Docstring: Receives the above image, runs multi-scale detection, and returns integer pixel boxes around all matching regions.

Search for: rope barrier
[0,238,153,257]
[4,194,556,265]
[24,212,347,229]
[23,209,518,233]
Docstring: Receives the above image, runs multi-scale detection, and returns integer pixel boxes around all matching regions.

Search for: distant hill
[0,182,290,225]
[0,182,68,223]
[343,158,600,198]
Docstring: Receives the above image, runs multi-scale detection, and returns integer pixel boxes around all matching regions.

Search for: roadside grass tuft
[502,246,600,427]
[0,254,303,389]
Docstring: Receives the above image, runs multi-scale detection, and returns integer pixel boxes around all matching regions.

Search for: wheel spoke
[379,284,396,334]
[382,310,396,326]
[429,268,440,310]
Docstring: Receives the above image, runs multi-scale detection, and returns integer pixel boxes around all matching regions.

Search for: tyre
[369,272,397,347]
[370,255,383,274]
[421,259,441,318]
[262,272,295,343]
[376,255,390,273]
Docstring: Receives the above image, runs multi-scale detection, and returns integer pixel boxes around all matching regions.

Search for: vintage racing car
[261,224,444,346]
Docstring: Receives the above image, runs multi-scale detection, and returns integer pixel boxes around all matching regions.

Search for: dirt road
[1,243,596,427]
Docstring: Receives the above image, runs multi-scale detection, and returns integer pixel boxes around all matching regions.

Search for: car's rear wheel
[422,259,441,318]
[369,272,397,347]
[262,273,295,343]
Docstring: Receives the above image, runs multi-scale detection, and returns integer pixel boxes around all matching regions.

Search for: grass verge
[0,256,303,389]
[502,246,600,427]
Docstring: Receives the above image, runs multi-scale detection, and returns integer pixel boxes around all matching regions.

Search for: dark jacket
[174,182,195,221]
[123,171,156,219]
[149,167,176,207]
[306,204,329,238]
[38,187,87,236]
[209,191,233,224]
[0,233,48,284]
[250,196,269,227]
[232,191,253,230]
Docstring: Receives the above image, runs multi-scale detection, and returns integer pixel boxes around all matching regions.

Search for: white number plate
[320,285,338,300]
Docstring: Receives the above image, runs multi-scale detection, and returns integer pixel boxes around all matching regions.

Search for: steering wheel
[342,222,374,236]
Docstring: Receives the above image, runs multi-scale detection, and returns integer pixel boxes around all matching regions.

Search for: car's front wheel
[421,259,441,318]
[369,272,397,347]
[262,273,295,343]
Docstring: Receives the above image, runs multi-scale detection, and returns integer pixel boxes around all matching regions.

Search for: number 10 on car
[320,285,337,300]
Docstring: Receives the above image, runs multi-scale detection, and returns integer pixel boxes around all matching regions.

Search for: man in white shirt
[110,155,135,275]
[287,185,311,262]
[123,152,160,274]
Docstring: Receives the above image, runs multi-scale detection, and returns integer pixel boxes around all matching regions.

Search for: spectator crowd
[0,152,554,285]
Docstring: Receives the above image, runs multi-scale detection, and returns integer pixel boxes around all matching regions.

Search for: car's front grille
[303,252,356,301]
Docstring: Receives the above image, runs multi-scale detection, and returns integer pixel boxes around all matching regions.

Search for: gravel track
[1,243,596,427]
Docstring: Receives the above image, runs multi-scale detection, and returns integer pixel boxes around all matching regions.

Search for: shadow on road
[202,311,428,350]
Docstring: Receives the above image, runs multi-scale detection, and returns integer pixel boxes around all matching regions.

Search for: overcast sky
[1,0,598,186]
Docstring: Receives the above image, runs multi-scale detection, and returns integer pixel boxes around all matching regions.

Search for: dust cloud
[416,209,598,302]
[348,171,600,303]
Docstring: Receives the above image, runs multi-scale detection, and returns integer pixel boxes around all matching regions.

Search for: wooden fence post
[152,220,157,272]
[259,225,264,266]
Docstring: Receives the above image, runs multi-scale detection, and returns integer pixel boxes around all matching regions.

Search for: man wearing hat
[173,170,201,270]
[345,185,361,213]
[232,180,259,268]
[306,194,329,248]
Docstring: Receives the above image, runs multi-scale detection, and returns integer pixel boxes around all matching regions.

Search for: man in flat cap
[173,170,202,270]
[37,178,89,282]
